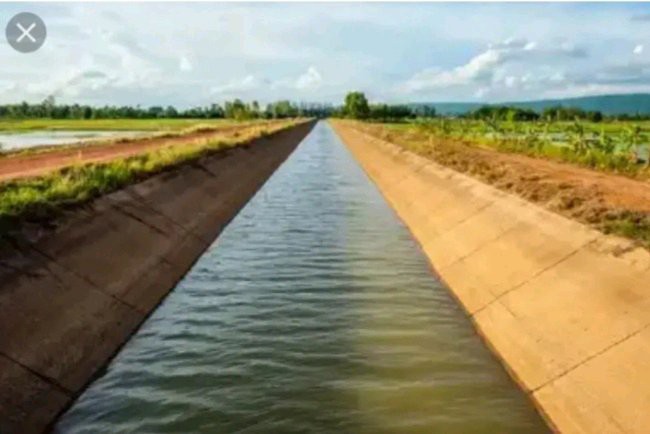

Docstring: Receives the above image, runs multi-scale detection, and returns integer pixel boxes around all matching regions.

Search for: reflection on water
[0,130,145,150]
[56,122,548,433]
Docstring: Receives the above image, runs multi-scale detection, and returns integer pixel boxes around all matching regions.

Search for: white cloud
[23,69,111,99]
[210,75,264,95]
[472,70,570,100]
[210,66,322,98]
[402,49,504,92]
[400,39,524,92]
[295,66,322,90]
[474,87,489,98]
[179,56,193,72]
[524,41,537,51]
[558,42,587,57]
[0,3,647,105]
[0,81,17,94]
[634,44,644,55]
[84,27,163,89]
[400,38,587,97]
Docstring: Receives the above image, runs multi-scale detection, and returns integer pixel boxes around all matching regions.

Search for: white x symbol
[16,22,36,43]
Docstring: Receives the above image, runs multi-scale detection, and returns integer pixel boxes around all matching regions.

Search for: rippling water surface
[57,122,548,433]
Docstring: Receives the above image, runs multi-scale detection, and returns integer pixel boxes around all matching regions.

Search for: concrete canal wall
[332,121,650,434]
[0,121,315,434]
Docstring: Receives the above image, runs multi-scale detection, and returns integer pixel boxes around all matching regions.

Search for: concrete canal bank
[331,121,650,434]
[55,121,547,434]
[0,121,315,434]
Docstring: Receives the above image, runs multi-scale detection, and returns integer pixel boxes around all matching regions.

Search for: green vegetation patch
[0,121,297,236]
[348,119,650,249]
[0,120,276,159]
[403,118,650,177]
[601,211,650,248]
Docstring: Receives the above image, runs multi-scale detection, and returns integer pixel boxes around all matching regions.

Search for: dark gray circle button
[6,12,46,53]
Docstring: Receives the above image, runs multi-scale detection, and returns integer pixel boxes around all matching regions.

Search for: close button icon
[6,12,46,53]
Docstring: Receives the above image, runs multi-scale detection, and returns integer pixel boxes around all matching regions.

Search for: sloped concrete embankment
[0,121,315,434]
[331,121,650,434]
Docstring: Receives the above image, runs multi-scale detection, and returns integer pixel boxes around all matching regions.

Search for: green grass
[378,119,650,176]
[0,120,300,235]
[351,119,650,248]
[602,211,650,248]
[0,118,238,132]
[387,118,650,135]
[0,119,275,158]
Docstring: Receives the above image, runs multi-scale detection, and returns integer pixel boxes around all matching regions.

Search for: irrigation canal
[55,122,548,433]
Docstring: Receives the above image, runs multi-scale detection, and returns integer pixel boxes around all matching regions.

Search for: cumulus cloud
[402,46,506,92]
[77,27,164,90]
[0,3,646,105]
[471,70,570,99]
[210,66,323,98]
[474,87,489,98]
[557,42,587,58]
[24,70,111,99]
[210,75,266,95]
[524,41,537,51]
[179,56,193,72]
[2,23,166,103]
[504,76,517,88]
[295,66,322,90]
[400,38,586,94]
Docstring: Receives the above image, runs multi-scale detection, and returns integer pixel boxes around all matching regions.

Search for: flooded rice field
[0,130,145,151]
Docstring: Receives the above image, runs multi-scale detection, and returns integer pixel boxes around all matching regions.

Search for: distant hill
[413,94,650,116]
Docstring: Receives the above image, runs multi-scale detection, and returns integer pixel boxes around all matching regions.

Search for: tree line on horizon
[338,91,615,123]
[1,92,646,123]
[466,104,605,122]
[0,93,431,122]
[0,97,334,120]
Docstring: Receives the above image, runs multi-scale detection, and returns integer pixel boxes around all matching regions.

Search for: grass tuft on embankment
[602,211,650,247]
[0,120,302,235]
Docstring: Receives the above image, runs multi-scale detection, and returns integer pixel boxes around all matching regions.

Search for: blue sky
[2,2,650,107]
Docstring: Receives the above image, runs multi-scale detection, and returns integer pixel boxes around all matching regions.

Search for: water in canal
[56,122,548,433]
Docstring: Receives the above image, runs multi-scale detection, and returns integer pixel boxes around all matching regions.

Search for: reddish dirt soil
[0,123,266,182]
[352,122,650,245]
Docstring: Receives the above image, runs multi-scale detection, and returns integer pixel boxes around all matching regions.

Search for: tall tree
[343,91,370,119]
